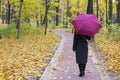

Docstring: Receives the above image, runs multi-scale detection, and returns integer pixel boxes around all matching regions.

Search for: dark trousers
[78,64,86,73]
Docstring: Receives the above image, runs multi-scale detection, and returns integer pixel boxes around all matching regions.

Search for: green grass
[95,23,120,41]
[0,23,45,38]
[0,21,73,39]
[1,22,119,40]
[107,24,120,39]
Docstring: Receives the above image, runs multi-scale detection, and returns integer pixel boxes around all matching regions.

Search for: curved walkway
[40,29,111,80]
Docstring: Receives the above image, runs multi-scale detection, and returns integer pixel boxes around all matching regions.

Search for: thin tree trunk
[76,0,79,15]
[2,11,5,24]
[16,0,23,39]
[65,0,70,28]
[108,0,112,24]
[10,3,17,24]
[42,0,50,35]
[56,0,59,26]
[8,1,11,25]
[116,0,120,23]
[40,14,43,25]
[62,0,64,26]
[5,4,8,24]
[106,0,108,28]
[36,14,39,27]
[66,0,70,16]
[11,3,14,23]
[44,5,49,35]
[56,6,59,26]
[96,0,99,18]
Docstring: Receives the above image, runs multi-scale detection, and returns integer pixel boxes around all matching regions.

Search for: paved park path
[40,29,111,80]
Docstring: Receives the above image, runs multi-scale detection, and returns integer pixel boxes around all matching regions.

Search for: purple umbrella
[72,13,102,36]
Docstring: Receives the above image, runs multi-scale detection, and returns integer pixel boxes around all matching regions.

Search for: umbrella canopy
[72,13,102,36]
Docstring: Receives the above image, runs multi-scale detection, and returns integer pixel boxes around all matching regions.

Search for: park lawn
[0,31,61,80]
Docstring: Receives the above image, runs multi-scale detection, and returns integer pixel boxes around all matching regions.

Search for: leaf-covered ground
[95,28,120,71]
[95,38,120,72]
[95,28,120,78]
[0,32,61,80]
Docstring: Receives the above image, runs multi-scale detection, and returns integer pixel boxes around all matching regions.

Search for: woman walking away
[73,31,91,77]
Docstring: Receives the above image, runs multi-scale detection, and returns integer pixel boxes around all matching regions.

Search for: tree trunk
[106,0,108,27]
[65,0,70,28]
[42,0,50,35]
[8,1,11,25]
[16,0,23,39]
[40,14,43,25]
[66,0,71,17]
[116,0,120,24]
[87,0,94,40]
[87,0,93,14]
[11,3,17,24]
[108,0,112,24]
[2,11,5,24]
[36,14,39,27]
[55,0,59,26]
[62,0,64,26]
[5,4,8,24]
[76,0,79,15]
[11,3,14,23]
[44,5,49,35]
[96,0,99,18]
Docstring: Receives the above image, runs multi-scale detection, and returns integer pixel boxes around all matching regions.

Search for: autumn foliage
[0,30,61,80]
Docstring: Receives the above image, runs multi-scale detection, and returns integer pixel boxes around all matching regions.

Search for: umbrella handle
[72,28,75,34]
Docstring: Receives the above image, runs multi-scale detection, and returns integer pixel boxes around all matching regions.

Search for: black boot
[82,64,86,73]
[78,64,86,77]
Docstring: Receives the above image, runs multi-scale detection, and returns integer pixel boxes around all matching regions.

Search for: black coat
[73,31,90,64]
